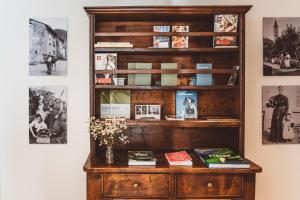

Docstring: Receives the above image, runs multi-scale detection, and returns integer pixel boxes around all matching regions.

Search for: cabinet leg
[243,174,256,200]
[87,173,102,200]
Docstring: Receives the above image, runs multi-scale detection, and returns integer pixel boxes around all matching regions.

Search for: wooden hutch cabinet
[83,6,262,200]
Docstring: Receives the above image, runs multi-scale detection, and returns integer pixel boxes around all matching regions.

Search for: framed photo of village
[262,85,300,144]
[29,18,68,76]
[263,18,300,76]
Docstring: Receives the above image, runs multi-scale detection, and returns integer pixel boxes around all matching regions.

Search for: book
[153,26,170,48]
[227,66,239,86]
[95,53,117,84]
[100,90,130,118]
[176,90,197,119]
[135,63,152,86]
[196,63,213,86]
[172,26,189,48]
[213,14,238,48]
[194,148,250,168]
[153,26,171,32]
[128,151,157,166]
[94,42,133,48]
[165,151,192,166]
[161,63,177,86]
[165,115,184,121]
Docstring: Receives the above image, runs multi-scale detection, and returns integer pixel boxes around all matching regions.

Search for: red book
[165,151,192,166]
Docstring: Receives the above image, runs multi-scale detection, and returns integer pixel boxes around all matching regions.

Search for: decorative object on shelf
[172,26,189,48]
[153,25,170,48]
[227,65,240,85]
[113,78,126,85]
[176,90,198,119]
[95,53,117,84]
[196,63,213,86]
[161,63,178,86]
[100,90,130,118]
[194,148,250,168]
[213,14,238,48]
[29,86,67,144]
[89,116,128,164]
[262,85,300,144]
[263,17,300,76]
[135,105,161,120]
[29,18,68,76]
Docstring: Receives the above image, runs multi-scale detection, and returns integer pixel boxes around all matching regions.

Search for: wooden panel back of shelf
[95,69,233,74]
[95,32,239,37]
[94,85,239,90]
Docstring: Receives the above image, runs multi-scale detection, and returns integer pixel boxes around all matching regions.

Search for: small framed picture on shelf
[135,105,161,120]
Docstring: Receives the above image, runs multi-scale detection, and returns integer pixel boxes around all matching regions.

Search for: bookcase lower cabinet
[84,5,262,200]
[85,171,257,200]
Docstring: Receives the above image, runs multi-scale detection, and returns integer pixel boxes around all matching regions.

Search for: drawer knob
[207,182,213,188]
[133,183,139,188]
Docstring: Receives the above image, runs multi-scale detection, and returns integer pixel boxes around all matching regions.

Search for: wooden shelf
[84,151,262,174]
[94,85,239,90]
[95,69,233,74]
[95,32,239,37]
[127,119,242,128]
[94,47,239,53]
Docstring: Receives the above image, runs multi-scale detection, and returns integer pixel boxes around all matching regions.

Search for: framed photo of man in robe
[262,85,300,144]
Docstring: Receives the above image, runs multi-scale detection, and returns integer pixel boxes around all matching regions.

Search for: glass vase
[106,146,114,164]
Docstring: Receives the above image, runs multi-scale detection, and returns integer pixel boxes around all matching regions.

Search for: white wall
[1,0,300,200]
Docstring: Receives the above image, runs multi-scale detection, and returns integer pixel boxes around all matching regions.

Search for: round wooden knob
[207,182,213,188]
[133,183,139,188]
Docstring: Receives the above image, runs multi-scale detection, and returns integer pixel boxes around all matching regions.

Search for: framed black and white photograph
[29,86,67,144]
[135,105,161,120]
[29,18,67,76]
[262,86,300,144]
[263,18,300,76]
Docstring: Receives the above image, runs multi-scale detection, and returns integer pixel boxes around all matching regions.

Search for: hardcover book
[213,14,238,48]
[95,53,117,84]
[172,25,189,48]
[161,63,177,86]
[100,90,130,118]
[165,151,192,166]
[128,151,157,166]
[194,148,250,168]
[196,63,213,86]
[176,90,198,119]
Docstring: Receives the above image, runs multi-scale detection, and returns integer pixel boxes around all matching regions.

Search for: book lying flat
[128,151,157,166]
[165,151,192,166]
[194,148,250,168]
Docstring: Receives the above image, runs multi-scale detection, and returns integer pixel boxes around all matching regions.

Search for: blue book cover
[196,63,213,86]
[176,90,198,119]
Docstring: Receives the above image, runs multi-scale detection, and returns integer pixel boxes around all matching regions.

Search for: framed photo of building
[262,85,300,144]
[263,18,300,76]
[29,18,68,76]
[135,105,161,120]
[29,86,67,144]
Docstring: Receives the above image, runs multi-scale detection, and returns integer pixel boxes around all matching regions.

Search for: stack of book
[128,151,157,166]
[194,148,250,168]
[95,42,133,48]
[165,151,192,166]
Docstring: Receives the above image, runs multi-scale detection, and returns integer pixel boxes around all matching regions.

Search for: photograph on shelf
[176,90,198,119]
[29,18,68,76]
[29,86,67,144]
[262,85,300,144]
[263,18,300,76]
[227,65,240,86]
[135,105,161,120]
[172,25,189,48]
[95,53,117,84]
[213,14,238,48]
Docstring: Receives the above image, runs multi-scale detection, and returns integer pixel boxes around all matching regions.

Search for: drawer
[102,174,170,198]
[176,174,242,198]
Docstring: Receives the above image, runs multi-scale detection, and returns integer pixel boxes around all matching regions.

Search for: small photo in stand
[135,105,161,120]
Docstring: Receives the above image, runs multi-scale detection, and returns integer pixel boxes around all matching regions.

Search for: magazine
[172,26,189,48]
[176,90,198,119]
[95,53,117,84]
[213,14,238,48]
[153,25,170,48]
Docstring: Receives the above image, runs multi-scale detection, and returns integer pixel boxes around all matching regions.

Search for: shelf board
[94,85,238,90]
[95,69,233,74]
[95,32,239,37]
[94,47,239,53]
[127,119,242,128]
[84,151,262,174]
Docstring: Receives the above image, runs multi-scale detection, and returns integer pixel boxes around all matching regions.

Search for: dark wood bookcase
[84,6,262,200]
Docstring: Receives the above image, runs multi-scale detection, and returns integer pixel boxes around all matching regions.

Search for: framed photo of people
[262,85,300,144]
[263,17,300,76]
[29,86,67,144]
